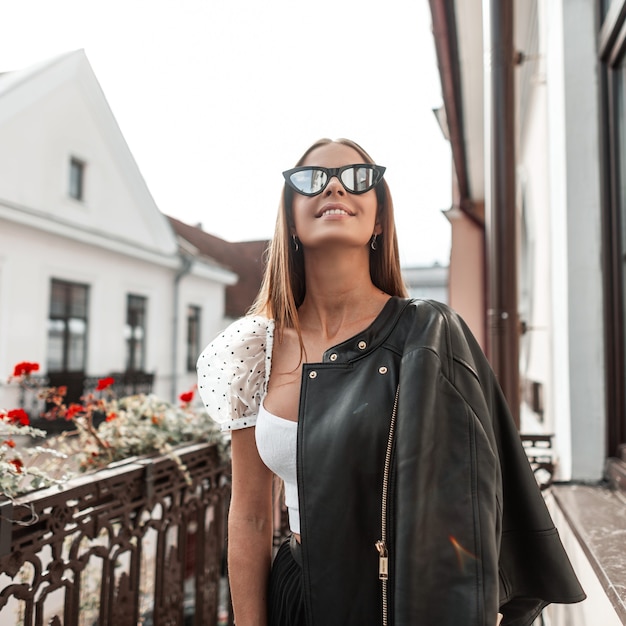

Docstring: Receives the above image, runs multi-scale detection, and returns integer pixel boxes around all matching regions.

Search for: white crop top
[255,403,300,534]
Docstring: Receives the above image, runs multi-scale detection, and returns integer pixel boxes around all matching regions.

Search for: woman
[197,138,585,626]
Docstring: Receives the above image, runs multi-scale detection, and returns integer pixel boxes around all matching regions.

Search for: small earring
[292,234,300,252]
[370,234,378,251]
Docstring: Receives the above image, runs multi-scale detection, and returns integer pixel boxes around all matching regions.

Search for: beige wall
[446,207,485,350]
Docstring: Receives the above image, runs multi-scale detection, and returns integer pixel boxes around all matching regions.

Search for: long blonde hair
[249,138,408,333]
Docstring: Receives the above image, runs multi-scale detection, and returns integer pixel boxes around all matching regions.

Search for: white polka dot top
[196,315,275,431]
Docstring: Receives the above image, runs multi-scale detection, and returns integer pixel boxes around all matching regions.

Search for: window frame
[69,156,86,201]
[599,0,626,455]
[125,294,147,372]
[47,278,90,373]
[186,305,202,373]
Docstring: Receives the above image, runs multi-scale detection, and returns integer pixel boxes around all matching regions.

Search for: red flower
[12,361,40,377]
[65,404,86,421]
[105,412,117,422]
[95,377,115,391]
[5,439,15,448]
[179,390,194,404]
[5,408,29,426]
[9,458,24,473]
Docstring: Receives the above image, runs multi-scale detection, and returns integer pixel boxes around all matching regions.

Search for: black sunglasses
[282,164,386,197]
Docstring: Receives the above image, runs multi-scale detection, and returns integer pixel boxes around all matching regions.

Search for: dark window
[69,157,85,200]
[186,306,201,372]
[125,295,147,371]
[599,1,626,455]
[47,279,89,373]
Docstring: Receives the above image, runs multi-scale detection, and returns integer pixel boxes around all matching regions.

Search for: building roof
[402,263,449,287]
[0,49,180,263]
[168,216,269,318]
[0,50,79,96]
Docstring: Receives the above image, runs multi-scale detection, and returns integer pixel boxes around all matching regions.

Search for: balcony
[0,442,231,626]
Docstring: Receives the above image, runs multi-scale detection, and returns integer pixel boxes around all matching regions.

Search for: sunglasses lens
[284,165,383,195]
[340,166,378,193]
[288,169,328,195]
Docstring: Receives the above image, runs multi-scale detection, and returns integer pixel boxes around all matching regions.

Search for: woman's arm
[228,427,274,626]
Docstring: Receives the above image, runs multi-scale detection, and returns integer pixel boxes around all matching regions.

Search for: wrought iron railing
[520,433,556,490]
[0,442,231,626]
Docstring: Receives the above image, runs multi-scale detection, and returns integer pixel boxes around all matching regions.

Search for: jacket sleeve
[393,344,501,626]
[392,301,584,626]
[450,310,586,625]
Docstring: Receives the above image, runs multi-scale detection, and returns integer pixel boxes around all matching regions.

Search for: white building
[402,263,449,303]
[0,50,237,413]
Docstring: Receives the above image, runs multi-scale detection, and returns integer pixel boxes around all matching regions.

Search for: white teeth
[321,209,349,216]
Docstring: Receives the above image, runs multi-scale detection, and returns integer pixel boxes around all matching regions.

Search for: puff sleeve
[196,315,274,431]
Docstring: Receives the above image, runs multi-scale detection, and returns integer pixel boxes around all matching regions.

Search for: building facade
[0,51,237,413]
[429,1,626,622]
[402,262,449,303]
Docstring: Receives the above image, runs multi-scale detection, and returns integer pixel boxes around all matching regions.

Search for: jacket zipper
[376,385,400,626]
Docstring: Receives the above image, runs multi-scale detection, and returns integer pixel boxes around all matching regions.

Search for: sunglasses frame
[282,164,386,197]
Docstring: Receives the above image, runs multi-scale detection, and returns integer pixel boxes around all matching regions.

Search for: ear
[373,221,383,236]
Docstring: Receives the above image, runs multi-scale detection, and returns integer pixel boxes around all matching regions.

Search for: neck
[297,247,388,341]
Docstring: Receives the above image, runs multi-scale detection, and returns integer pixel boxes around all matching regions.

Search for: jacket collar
[320,296,412,363]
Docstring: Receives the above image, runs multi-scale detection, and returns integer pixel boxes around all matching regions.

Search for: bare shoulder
[271,327,302,369]
[265,327,303,421]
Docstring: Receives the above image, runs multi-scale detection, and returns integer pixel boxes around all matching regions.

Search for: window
[599,1,626,455]
[186,306,201,372]
[125,295,147,371]
[69,157,85,200]
[47,279,89,373]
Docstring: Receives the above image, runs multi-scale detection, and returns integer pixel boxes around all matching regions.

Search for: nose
[324,175,345,195]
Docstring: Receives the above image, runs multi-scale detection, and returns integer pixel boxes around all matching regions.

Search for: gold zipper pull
[375,540,389,580]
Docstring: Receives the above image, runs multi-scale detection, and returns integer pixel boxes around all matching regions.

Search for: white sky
[2,0,452,267]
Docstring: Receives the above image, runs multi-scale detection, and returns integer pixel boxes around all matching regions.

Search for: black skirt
[267,535,306,626]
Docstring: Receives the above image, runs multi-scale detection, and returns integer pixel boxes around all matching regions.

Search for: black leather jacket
[296,298,585,626]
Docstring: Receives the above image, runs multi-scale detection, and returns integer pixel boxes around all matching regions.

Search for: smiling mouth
[317,208,353,218]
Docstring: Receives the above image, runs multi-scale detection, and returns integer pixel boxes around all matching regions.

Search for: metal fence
[0,442,231,626]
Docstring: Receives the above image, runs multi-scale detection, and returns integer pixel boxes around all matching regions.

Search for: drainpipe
[171,254,193,403]
[483,0,520,426]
